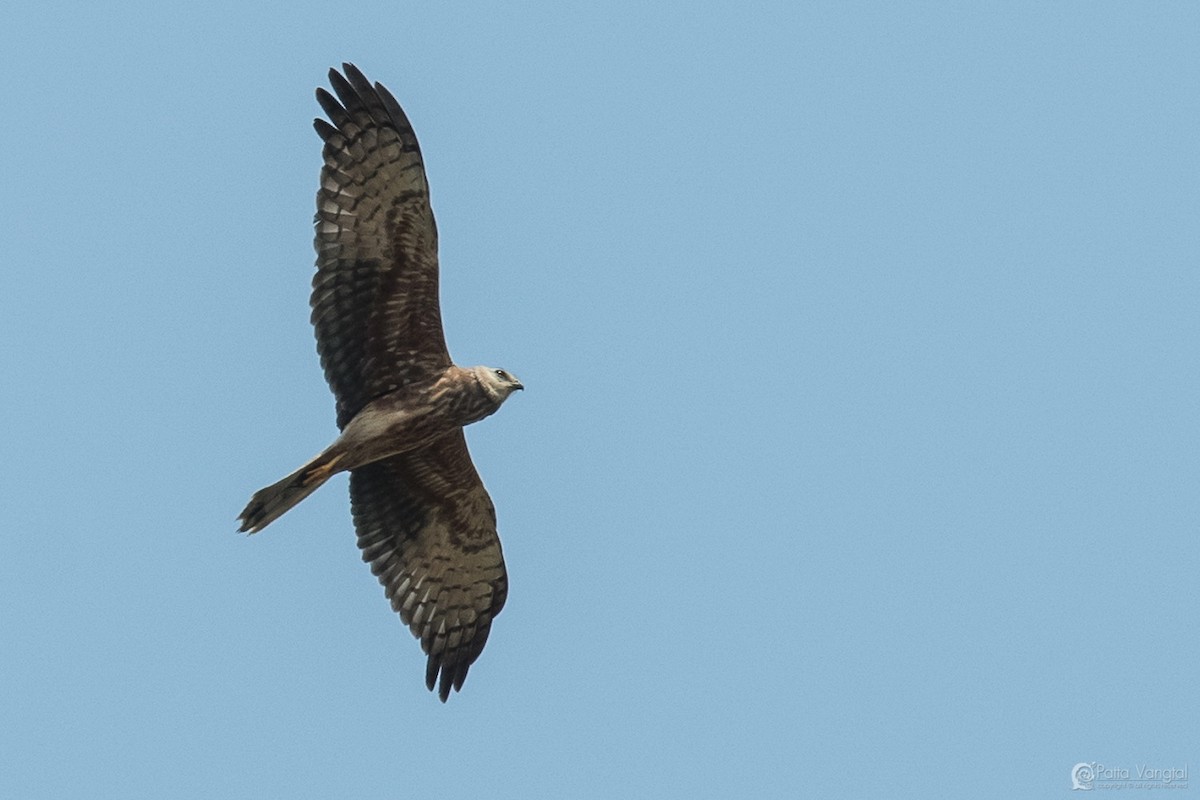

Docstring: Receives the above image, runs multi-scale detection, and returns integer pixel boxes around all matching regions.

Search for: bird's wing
[349,430,508,701]
[311,63,451,429]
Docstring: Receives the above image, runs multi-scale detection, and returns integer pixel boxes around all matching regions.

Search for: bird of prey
[238,64,523,702]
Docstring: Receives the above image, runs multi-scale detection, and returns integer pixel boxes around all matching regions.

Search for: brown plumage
[238,64,523,702]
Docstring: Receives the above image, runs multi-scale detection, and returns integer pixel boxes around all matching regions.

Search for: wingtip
[329,62,369,92]
[426,655,462,702]
[437,671,456,702]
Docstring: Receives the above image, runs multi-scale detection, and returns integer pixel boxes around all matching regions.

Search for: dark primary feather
[311,62,450,430]
[350,430,508,702]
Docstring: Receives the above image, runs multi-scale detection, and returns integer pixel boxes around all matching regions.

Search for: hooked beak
[513,382,524,391]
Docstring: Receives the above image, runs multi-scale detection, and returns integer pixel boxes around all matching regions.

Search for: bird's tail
[238,452,344,533]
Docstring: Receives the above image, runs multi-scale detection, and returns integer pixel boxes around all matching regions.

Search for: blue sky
[2,3,1197,798]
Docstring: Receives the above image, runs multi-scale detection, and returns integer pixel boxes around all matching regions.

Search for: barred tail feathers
[237,452,342,533]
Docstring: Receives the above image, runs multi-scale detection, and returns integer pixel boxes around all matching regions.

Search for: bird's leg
[303,453,344,486]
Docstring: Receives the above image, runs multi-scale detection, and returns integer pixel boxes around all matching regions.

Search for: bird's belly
[335,405,455,470]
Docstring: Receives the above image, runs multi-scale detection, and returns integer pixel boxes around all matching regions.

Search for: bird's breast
[334,381,497,470]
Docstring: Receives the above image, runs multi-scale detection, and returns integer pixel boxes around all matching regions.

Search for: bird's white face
[477,366,524,402]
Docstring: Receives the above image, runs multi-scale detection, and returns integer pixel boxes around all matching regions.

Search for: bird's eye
[494,369,507,379]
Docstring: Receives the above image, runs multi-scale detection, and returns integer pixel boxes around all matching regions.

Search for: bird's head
[476,366,524,403]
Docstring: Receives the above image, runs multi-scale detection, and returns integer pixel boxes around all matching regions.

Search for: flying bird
[238,64,523,701]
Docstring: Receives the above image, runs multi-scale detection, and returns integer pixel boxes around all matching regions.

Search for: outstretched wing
[349,430,509,701]
[311,63,451,429]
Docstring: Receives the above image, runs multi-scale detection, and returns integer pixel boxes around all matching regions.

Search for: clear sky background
[2,3,1197,798]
